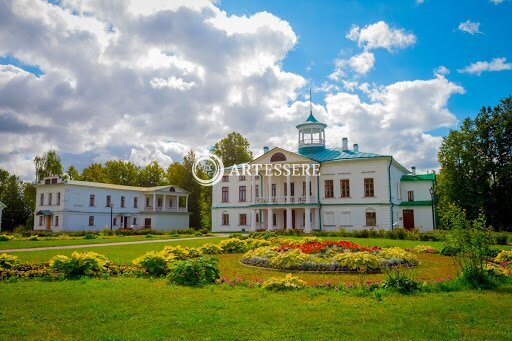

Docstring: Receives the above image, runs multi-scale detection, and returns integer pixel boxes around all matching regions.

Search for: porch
[251,206,319,233]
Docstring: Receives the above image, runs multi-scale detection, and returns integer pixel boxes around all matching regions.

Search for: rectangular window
[271,184,276,197]
[45,179,51,184]
[340,179,350,198]
[239,186,246,202]
[51,178,57,184]
[146,197,150,207]
[365,212,376,226]
[222,187,229,202]
[324,180,334,198]
[302,181,306,196]
[133,197,138,208]
[290,182,295,196]
[38,216,43,226]
[40,193,44,206]
[57,192,61,205]
[157,198,162,207]
[89,194,95,207]
[222,175,229,182]
[133,217,137,225]
[255,185,259,197]
[239,175,246,181]
[106,195,111,207]
[113,218,117,226]
[144,218,151,228]
[239,214,247,226]
[407,191,414,201]
[169,198,173,207]
[222,213,229,225]
[49,193,53,205]
[121,196,125,208]
[283,183,287,197]
[256,212,260,223]
[88,216,94,226]
[272,213,277,226]
[364,178,375,197]
[54,215,59,227]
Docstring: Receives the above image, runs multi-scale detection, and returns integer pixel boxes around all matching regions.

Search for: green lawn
[0,277,511,340]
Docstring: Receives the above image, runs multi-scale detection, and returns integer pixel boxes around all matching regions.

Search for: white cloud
[458,20,482,35]
[0,0,306,179]
[329,52,375,80]
[434,65,450,76]
[489,0,504,4]
[458,57,512,75]
[346,21,416,51]
[324,75,464,170]
[417,0,425,4]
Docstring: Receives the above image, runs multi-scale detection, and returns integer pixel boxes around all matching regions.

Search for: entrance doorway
[283,210,297,229]
[144,218,151,229]
[403,209,415,230]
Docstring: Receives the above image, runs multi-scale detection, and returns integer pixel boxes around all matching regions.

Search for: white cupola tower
[296,92,327,155]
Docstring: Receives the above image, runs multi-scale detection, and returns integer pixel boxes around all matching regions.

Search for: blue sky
[220,0,512,136]
[0,0,511,179]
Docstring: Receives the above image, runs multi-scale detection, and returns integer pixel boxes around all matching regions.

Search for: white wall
[400,181,433,202]
[397,206,434,232]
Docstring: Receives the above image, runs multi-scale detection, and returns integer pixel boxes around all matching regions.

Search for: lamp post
[429,187,435,229]
[110,203,114,231]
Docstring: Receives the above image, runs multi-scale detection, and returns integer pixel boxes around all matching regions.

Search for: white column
[267,208,273,230]
[152,193,156,212]
[286,174,290,204]
[185,196,188,212]
[163,194,166,212]
[305,208,311,233]
[251,209,257,231]
[305,170,310,204]
[268,173,272,203]
[286,208,292,230]
[252,174,257,204]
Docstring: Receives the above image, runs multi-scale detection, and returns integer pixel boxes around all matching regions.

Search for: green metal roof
[299,147,387,162]
[399,200,433,206]
[296,113,327,128]
[401,173,435,182]
[35,210,52,216]
[305,113,319,123]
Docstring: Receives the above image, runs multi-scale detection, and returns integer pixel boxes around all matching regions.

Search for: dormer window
[270,152,286,162]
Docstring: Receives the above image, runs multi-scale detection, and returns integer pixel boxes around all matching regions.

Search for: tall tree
[82,163,107,183]
[34,150,63,182]
[0,173,30,231]
[65,165,81,180]
[438,96,512,230]
[104,160,139,186]
[138,161,165,187]
[211,132,253,167]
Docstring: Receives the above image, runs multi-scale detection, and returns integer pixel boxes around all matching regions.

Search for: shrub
[378,248,418,266]
[133,251,175,276]
[162,246,203,260]
[218,238,248,253]
[248,231,278,240]
[382,270,419,294]
[270,249,312,270]
[412,245,434,254]
[199,243,223,255]
[245,238,272,250]
[83,234,97,240]
[495,235,508,245]
[0,235,14,241]
[167,257,220,286]
[494,250,512,263]
[262,274,307,291]
[0,253,20,269]
[333,252,381,272]
[28,235,40,241]
[49,252,109,277]
[198,228,210,235]
[440,244,461,256]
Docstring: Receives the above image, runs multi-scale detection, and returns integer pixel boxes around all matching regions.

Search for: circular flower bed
[240,240,419,273]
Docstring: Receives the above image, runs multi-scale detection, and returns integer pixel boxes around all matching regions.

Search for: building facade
[34,177,191,232]
[211,113,436,233]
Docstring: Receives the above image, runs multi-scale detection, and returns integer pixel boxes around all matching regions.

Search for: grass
[0,277,511,340]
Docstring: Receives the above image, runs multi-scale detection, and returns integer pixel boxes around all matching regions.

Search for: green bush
[0,235,14,241]
[495,234,508,245]
[0,253,20,269]
[382,270,420,294]
[133,251,175,276]
[83,234,97,240]
[167,257,220,286]
[333,252,381,272]
[262,273,307,291]
[28,235,40,241]
[248,231,278,240]
[379,247,419,265]
[49,252,110,277]
[198,228,210,235]
[269,249,312,270]
[440,244,461,256]
[199,243,223,255]
[218,238,248,253]
[162,246,203,260]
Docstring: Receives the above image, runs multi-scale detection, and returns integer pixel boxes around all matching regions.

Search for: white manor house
[34,177,190,231]
[212,113,436,233]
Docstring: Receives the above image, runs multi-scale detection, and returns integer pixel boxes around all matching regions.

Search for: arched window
[270,152,287,162]
[169,187,175,192]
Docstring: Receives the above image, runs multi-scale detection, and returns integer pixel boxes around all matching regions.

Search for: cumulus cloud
[329,52,375,80]
[0,0,306,179]
[458,20,482,35]
[434,65,450,76]
[346,21,416,51]
[324,75,464,170]
[489,0,504,4]
[458,57,512,75]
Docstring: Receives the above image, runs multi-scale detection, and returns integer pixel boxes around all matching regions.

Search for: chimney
[353,144,359,152]
[342,137,348,151]
[411,166,416,176]
[263,146,269,153]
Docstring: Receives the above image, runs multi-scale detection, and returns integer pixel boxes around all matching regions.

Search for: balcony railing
[144,206,187,212]
[255,196,317,205]
[299,138,324,147]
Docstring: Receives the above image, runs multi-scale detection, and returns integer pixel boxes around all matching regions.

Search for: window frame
[340,179,350,198]
[365,211,376,226]
[239,185,247,202]
[222,213,229,225]
[89,194,95,207]
[88,216,95,227]
[324,179,334,198]
[407,191,414,201]
[239,213,247,226]
[221,187,229,203]
[364,178,375,197]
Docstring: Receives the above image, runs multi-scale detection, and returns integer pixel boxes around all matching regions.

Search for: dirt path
[2,234,230,253]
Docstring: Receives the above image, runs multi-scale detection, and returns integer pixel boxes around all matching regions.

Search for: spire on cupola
[296,90,327,155]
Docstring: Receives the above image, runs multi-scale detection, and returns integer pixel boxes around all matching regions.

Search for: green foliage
[0,170,32,231]
[162,245,203,260]
[494,250,512,263]
[167,257,220,286]
[262,273,307,291]
[495,234,508,245]
[133,251,175,276]
[248,231,278,240]
[382,270,420,294]
[49,252,110,277]
[138,161,165,187]
[333,252,381,272]
[83,234,97,240]
[0,253,20,269]
[199,243,223,255]
[270,249,312,269]
[0,235,15,241]
[379,248,419,265]
[218,238,248,253]
[211,132,253,167]
[33,150,63,182]
[28,235,40,241]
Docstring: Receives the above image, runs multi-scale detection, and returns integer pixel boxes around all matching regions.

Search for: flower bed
[240,241,418,273]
